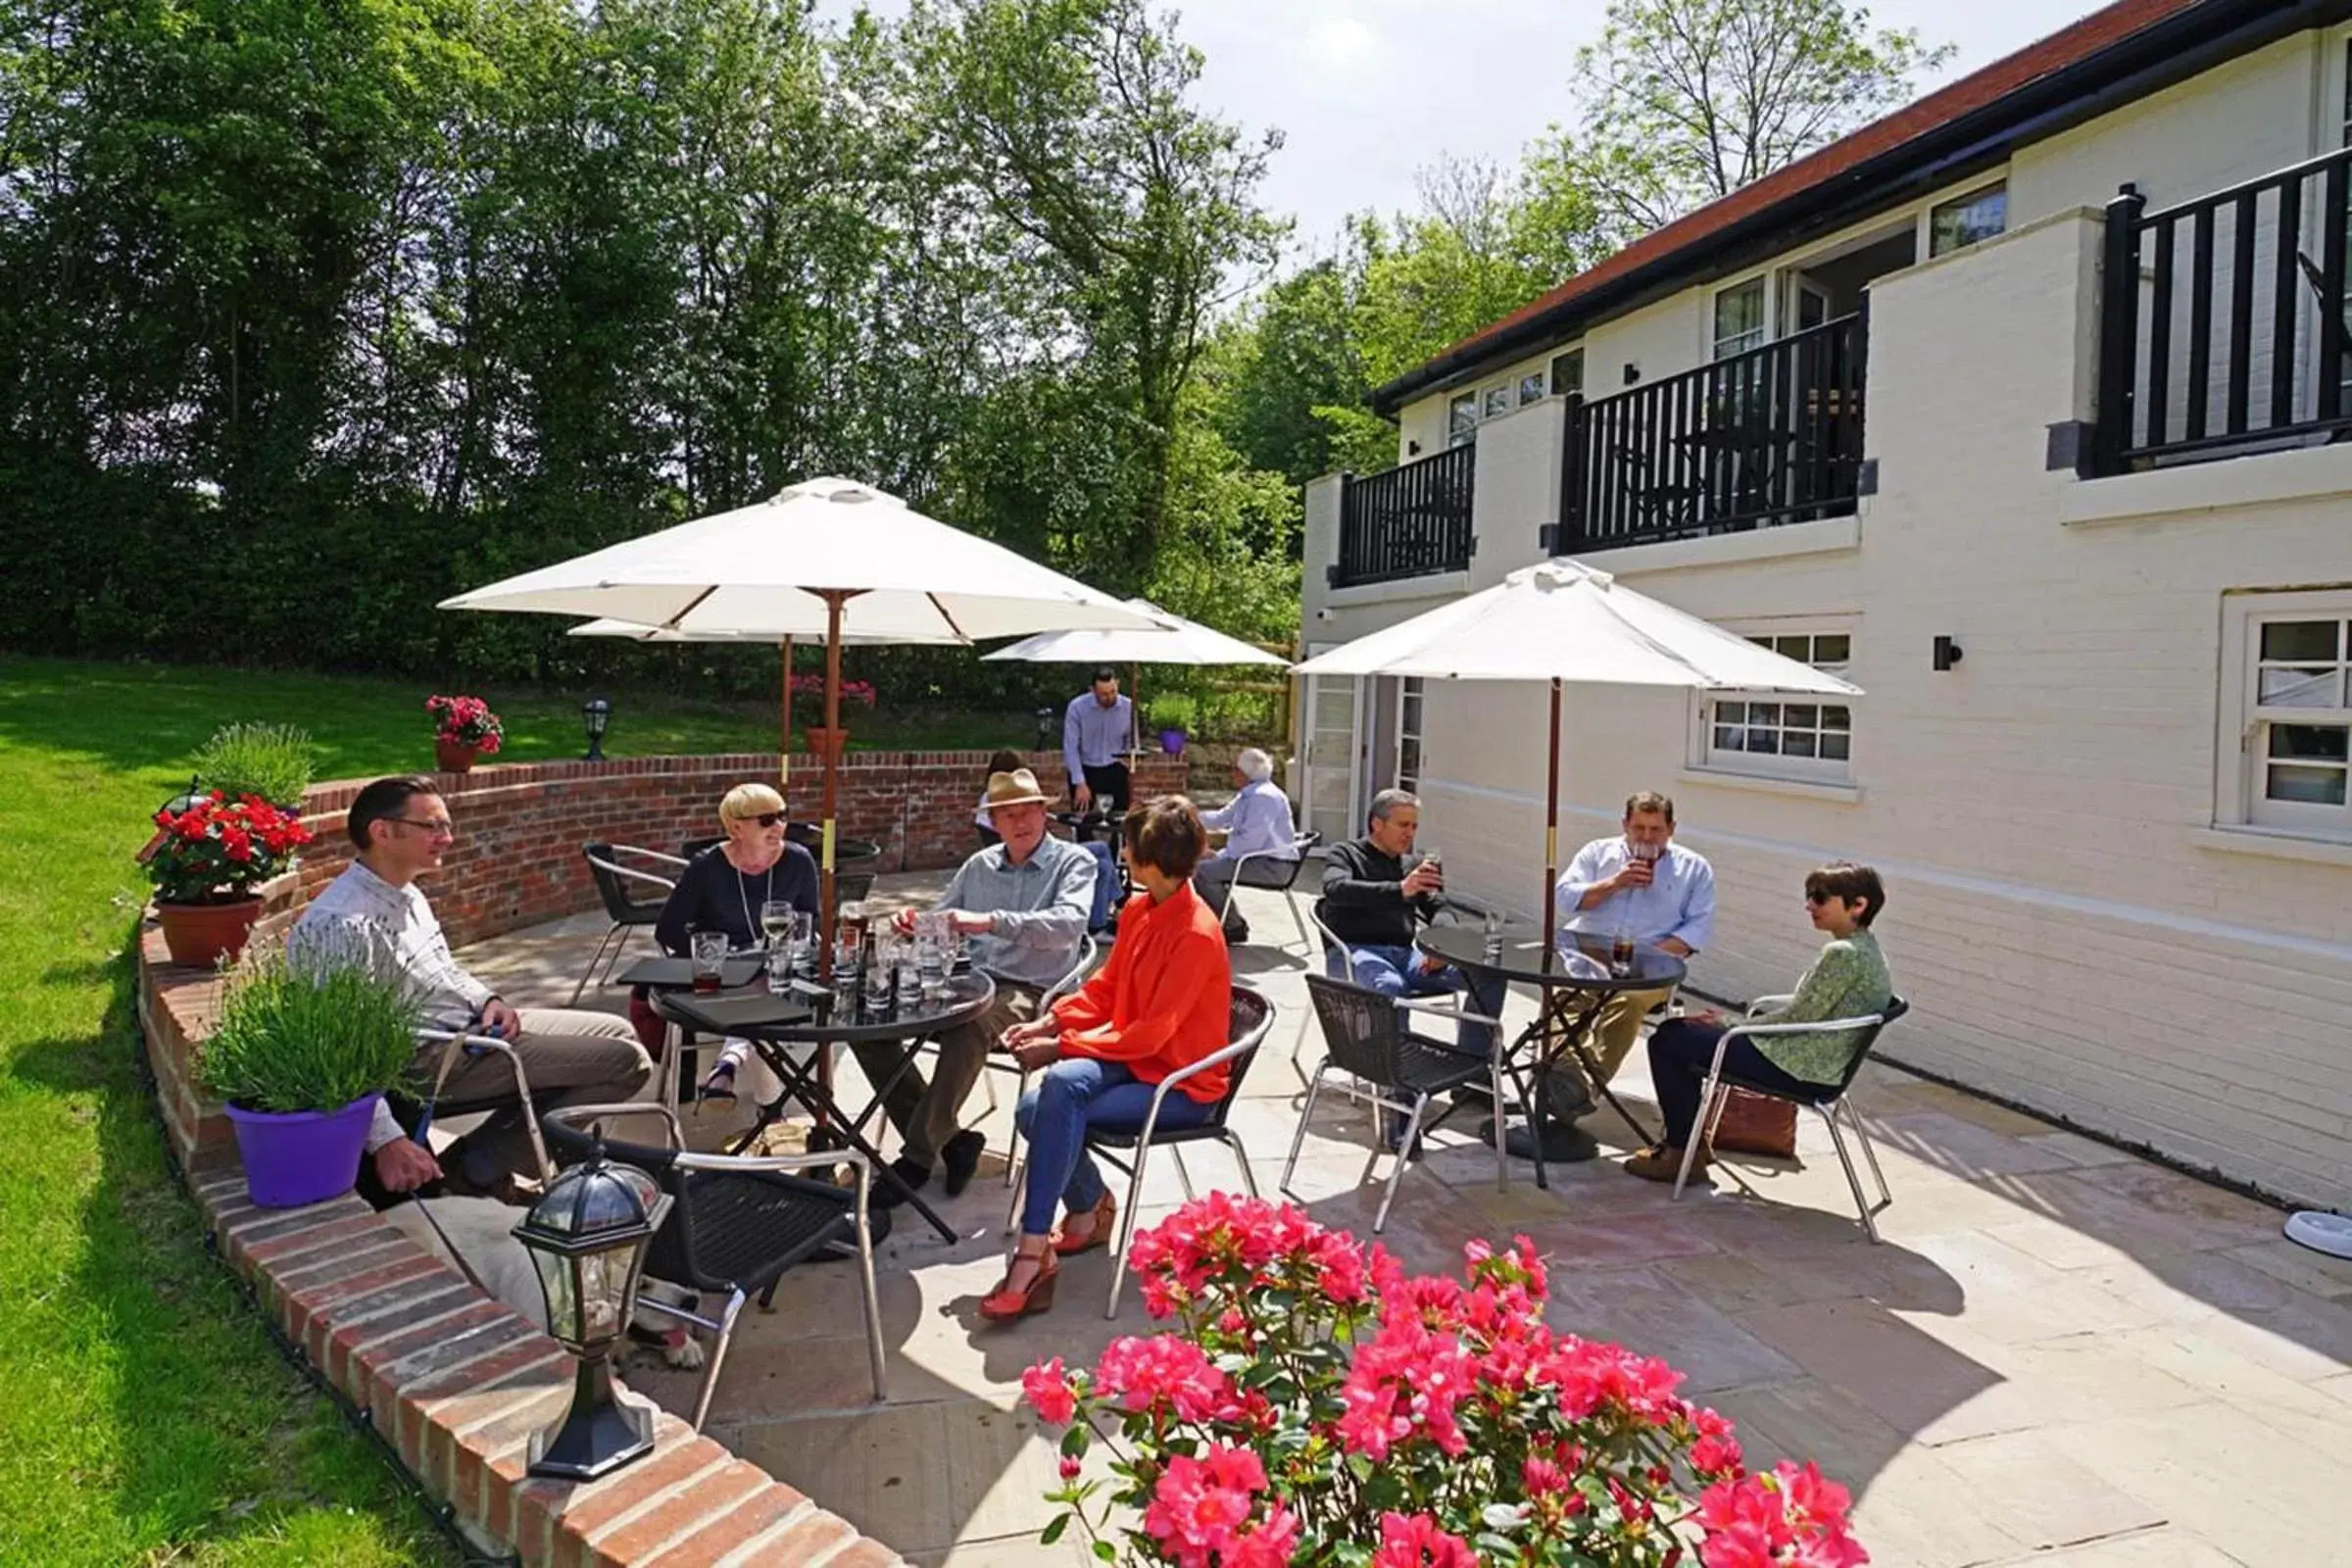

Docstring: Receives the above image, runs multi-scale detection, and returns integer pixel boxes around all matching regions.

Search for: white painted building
[1296,0,2352,1207]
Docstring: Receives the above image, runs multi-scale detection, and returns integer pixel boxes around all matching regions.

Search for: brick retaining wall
[294,750,1188,950]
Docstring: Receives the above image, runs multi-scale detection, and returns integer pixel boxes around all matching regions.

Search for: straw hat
[982,768,1050,809]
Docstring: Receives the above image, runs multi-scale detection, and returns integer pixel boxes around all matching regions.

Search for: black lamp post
[1033,706,1055,751]
[582,696,612,761]
[512,1149,671,1480]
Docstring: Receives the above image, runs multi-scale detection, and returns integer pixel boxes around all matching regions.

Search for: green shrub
[199,939,421,1112]
[190,721,318,808]
[1146,692,1198,731]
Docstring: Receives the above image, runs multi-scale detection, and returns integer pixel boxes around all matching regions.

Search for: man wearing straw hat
[862,767,1098,1205]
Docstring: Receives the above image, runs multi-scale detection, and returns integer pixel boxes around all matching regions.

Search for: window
[1446,392,1477,448]
[2237,606,2352,834]
[1482,384,1513,418]
[1930,184,2007,257]
[1698,630,1854,783]
[1518,370,1547,406]
[1713,279,1766,360]
[1550,347,1585,397]
[1396,677,1425,795]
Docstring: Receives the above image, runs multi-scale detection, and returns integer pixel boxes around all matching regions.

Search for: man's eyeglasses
[391,817,455,840]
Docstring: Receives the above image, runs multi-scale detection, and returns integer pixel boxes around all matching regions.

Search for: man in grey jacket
[864,768,1097,1204]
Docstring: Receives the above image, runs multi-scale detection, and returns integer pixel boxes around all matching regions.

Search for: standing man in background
[1063,665,1135,818]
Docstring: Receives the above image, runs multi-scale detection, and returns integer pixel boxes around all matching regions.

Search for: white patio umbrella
[442,476,1160,934]
[983,597,1287,755]
[566,615,958,770]
[1292,558,1862,951]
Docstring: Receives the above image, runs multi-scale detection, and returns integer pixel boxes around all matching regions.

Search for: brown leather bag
[1709,1086,1798,1158]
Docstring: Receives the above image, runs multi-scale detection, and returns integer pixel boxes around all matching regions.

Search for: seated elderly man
[1191,747,1298,944]
[862,766,1097,1205]
[1320,788,1505,1061]
[1553,790,1716,1106]
[290,775,653,1200]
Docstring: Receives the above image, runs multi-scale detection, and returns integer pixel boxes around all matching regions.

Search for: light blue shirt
[938,834,1098,988]
[1200,779,1297,861]
[1555,836,1717,953]
[1063,692,1134,779]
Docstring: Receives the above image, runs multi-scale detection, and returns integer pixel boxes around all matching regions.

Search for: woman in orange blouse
[981,796,1234,1322]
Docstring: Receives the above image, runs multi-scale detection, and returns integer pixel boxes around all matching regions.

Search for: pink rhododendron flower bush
[1022,1194,1866,1568]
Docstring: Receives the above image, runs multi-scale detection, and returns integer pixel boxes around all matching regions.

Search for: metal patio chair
[544,1102,886,1430]
[1671,995,1910,1242]
[1002,983,1275,1318]
[1285,972,1505,1231]
[1205,830,1321,952]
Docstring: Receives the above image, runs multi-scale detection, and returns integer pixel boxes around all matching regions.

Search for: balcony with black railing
[1556,314,1868,555]
[1330,445,1477,587]
[2093,146,2352,475]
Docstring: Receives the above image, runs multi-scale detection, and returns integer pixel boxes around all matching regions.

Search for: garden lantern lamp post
[513,1148,671,1480]
[582,697,612,761]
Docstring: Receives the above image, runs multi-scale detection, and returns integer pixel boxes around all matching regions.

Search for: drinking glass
[1482,906,1506,960]
[863,936,895,1007]
[914,930,946,1000]
[760,901,796,994]
[690,930,729,994]
[1609,926,1636,979]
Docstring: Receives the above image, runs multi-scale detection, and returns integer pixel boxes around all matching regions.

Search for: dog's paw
[662,1336,707,1371]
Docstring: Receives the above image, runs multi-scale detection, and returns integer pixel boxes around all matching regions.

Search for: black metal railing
[1332,445,1477,586]
[1558,313,1866,553]
[2093,145,2352,474]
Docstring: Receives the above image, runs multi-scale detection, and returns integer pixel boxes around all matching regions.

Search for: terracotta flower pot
[157,897,265,968]
[802,726,849,762]
[434,737,480,772]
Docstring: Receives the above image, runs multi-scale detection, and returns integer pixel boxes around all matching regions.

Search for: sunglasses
[737,811,786,828]
[1804,891,1834,906]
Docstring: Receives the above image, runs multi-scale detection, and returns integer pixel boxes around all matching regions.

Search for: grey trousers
[426,1006,653,1181]
[850,984,1044,1171]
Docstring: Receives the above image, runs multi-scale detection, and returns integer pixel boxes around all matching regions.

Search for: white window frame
[2217,588,2352,840]
[1446,392,1477,449]
[1550,345,1585,398]
[1928,182,2008,258]
[1712,276,1768,360]
[1688,622,1857,785]
[1517,369,1548,407]
[1481,382,1515,419]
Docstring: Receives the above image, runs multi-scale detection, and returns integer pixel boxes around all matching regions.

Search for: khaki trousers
[850,984,1044,1172]
[1562,985,1676,1098]
[426,1006,654,1181]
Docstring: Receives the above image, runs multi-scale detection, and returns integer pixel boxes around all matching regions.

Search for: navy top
[655,843,819,955]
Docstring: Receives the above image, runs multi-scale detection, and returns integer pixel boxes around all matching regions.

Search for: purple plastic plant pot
[224,1093,383,1208]
[1158,728,1187,756]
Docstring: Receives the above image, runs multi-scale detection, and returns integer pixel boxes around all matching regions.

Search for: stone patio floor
[461,874,2352,1568]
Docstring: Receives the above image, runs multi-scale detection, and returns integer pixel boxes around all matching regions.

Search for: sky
[817,0,2117,259]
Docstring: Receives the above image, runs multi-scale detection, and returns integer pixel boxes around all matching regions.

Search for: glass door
[1300,648,1364,846]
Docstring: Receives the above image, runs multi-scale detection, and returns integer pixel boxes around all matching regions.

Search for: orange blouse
[1051,881,1235,1103]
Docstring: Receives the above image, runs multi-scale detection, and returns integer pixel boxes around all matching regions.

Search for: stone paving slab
[461,875,2349,1568]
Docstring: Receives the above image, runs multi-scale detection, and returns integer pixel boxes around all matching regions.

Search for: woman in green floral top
[1625,862,1894,1183]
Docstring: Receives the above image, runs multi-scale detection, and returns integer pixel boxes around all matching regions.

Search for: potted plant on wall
[147,791,314,967]
[427,694,504,772]
[1146,692,1195,756]
[201,938,421,1208]
[790,672,876,761]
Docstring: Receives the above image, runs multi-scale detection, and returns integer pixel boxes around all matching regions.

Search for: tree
[1566,0,1952,239]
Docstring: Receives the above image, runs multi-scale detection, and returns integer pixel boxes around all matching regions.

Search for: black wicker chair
[574,843,685,1004]
[1671,995,1910,1242]
[543,1102,886,1429]
[1285,972,1505,1231]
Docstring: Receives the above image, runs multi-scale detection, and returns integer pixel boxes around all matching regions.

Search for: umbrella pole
[779,635,793,789]
[1541,677,1561,954]
[818,593,846,950]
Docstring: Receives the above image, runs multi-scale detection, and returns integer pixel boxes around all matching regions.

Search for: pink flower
[1093,1335,1240,1424]
[1020,1357,1077,1426]
[1057,1455,1082,1482]
[1141,1445,1266,1568]
[1227,1503,1300,1568]
[1372,1511,1478,1568]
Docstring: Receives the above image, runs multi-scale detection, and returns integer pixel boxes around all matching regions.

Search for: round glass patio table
[1414,924,1686,1188]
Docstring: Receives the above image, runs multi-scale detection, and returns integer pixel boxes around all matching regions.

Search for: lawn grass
[0,652,1033,1564]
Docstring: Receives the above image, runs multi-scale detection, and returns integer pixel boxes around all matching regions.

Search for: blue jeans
[1012,1058,1210,1238]
[1082,842,1120,932]
[1337,943,1505,1056]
